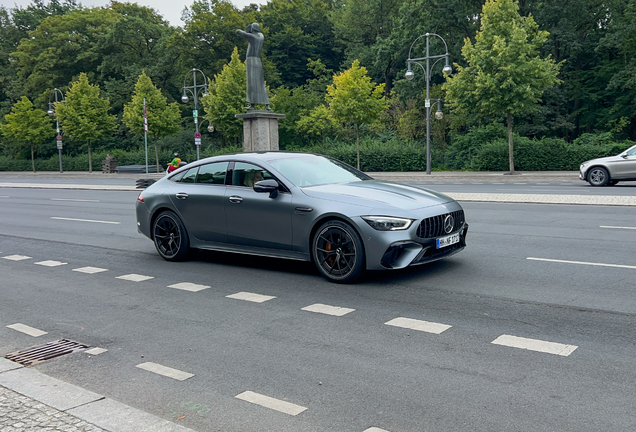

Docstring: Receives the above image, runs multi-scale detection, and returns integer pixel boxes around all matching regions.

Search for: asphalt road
[1,183,635,431]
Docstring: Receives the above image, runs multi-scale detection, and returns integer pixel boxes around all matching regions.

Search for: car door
[224,161,293,250]
[168,162,229,243]
[608,146,636,179]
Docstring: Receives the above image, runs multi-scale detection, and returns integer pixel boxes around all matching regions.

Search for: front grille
[417,210,465,239]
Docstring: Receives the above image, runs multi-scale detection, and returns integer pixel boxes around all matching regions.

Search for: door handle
[229,195,243,204]
[176,192,188,200]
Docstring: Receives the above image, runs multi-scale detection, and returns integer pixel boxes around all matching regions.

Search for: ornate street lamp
[181,68,209,160]
[47,88,65,173]
[405,33,452,174]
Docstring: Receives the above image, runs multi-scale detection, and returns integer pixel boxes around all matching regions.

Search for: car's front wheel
[312,220,365,283]
[153,211,190,261]
[587,167,610,186]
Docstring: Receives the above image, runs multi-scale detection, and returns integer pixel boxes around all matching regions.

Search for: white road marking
[7,323,47,337]
[528,257,636,270]
[0,195,8,198]
[226,292,276,303]
[301,303,355,316]
[72,266,108,274]
[2,255,32,261]
[600,225,636,230]
[492,334,578,356]
[235,391,307,416]
[50,217,120,224]
[35,260,67,267]
[385,317,452,334]
[167,282,210,292]
[364,428,392,432]
[116,274,154,282]
[51,198,100,202]
[136,362,194,381]
[85,347,108,355]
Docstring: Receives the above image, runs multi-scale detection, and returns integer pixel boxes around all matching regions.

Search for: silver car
[135,152,468,283]
[580,144,636,186]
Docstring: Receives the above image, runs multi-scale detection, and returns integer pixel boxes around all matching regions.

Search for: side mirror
[253,179,279,198]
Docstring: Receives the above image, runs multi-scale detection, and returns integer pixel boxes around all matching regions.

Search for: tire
[587,167,609,186]
[152,211,190,261]
[312,220,365,283]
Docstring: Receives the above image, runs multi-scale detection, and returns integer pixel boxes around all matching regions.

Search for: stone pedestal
[235,111,286,152]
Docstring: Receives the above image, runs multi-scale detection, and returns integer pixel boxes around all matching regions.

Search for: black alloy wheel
[313,220,365,283]
[153,211,190,261]
[587,167,610,186]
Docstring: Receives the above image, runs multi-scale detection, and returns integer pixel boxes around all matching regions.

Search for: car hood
[300,180,453,210]
[583,155,623,166]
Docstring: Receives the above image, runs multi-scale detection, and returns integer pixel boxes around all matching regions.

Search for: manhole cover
[4,339,89,366]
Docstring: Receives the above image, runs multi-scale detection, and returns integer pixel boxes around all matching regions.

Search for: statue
[236,23,271,111]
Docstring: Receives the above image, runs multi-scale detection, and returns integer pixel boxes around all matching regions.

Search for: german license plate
[436,233,460,249]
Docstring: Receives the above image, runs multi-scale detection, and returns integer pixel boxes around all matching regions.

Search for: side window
[626,147,636,157]
[178,167,198,183]
[232,162,274,188]
[196,162,229,185]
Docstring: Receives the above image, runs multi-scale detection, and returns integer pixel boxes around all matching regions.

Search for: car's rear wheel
[153,211,189,261]
[588,167,609,186]
[313,220,365,283]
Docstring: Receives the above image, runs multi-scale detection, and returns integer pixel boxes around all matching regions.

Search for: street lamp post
[181,68,209,161]
[405,33,452,175]
[47,88,65,173]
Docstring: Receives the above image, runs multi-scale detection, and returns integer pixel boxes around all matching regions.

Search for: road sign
[195,138,202,146]
[194,131,201,139]
[56,137,62,150]
[193,110,198,118]
[425,99,431,108]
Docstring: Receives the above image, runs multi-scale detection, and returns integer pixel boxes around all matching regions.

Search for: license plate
[436,233,460,249]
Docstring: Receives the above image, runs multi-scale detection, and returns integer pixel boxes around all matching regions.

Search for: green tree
[325,59,387,169]
[443,0,560,173]
[123,72,181,172]
[1,96,54,172]
[201,47,246,146]
[56,73,117,173]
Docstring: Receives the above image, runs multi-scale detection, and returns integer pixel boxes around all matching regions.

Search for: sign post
[144,98,148,179]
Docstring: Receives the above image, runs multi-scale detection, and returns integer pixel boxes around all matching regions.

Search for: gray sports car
[579,143,636,186]
[135,152,468,283]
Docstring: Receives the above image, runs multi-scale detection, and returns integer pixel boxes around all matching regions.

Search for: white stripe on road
[235,391,307,416]
[600,225,636,230]
[301,303,355,316]
[7,323,47,337]
[0,195,8,198]
[136,362,194,381]
[72,266,108,274]
[226,292,276,303]
[116,274,154,282]
[167,282,210,292]
[35,260,68,267]
[492,334,578,356]
[85,348,108,355]
[2,255,32,261]
[385,317,452,334]
[51,217,120,224]
[528,257,636,270]
[51,198,100,202]
[364,428,392,432]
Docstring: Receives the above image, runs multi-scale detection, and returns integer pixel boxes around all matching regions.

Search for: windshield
[268,154,370,187]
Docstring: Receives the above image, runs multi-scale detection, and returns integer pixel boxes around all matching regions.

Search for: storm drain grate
[4,339,90,366]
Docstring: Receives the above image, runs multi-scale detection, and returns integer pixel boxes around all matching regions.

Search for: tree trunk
[154,137,160,173]
[221,135,226,148]
[88,141,92,173]
[507,112,514,174]
[356,124,360,170]
[31,143,35,173]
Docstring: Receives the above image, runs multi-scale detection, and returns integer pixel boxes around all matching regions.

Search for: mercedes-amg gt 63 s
[136,152,468,283]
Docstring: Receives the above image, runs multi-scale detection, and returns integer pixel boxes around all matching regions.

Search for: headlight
[362,216,414,231]
[580,162,588,170]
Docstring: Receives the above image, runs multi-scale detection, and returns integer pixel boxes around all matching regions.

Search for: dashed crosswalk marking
[6,323,47,337]
[34,260,67,267]
[301,303,355,316]
[116,274,154,282]
[2,255,32,261]
[491,334,578,356]
[235,391,307,416]
[384,317,452,334]
[226,292,276,303]
[136,362,194,381]
[85,347,108,355]
[72,266,108,274]
[167,282,210,292]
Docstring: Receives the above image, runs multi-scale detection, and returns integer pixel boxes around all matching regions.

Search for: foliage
[55,73,117,172]
[1,96,54,171]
